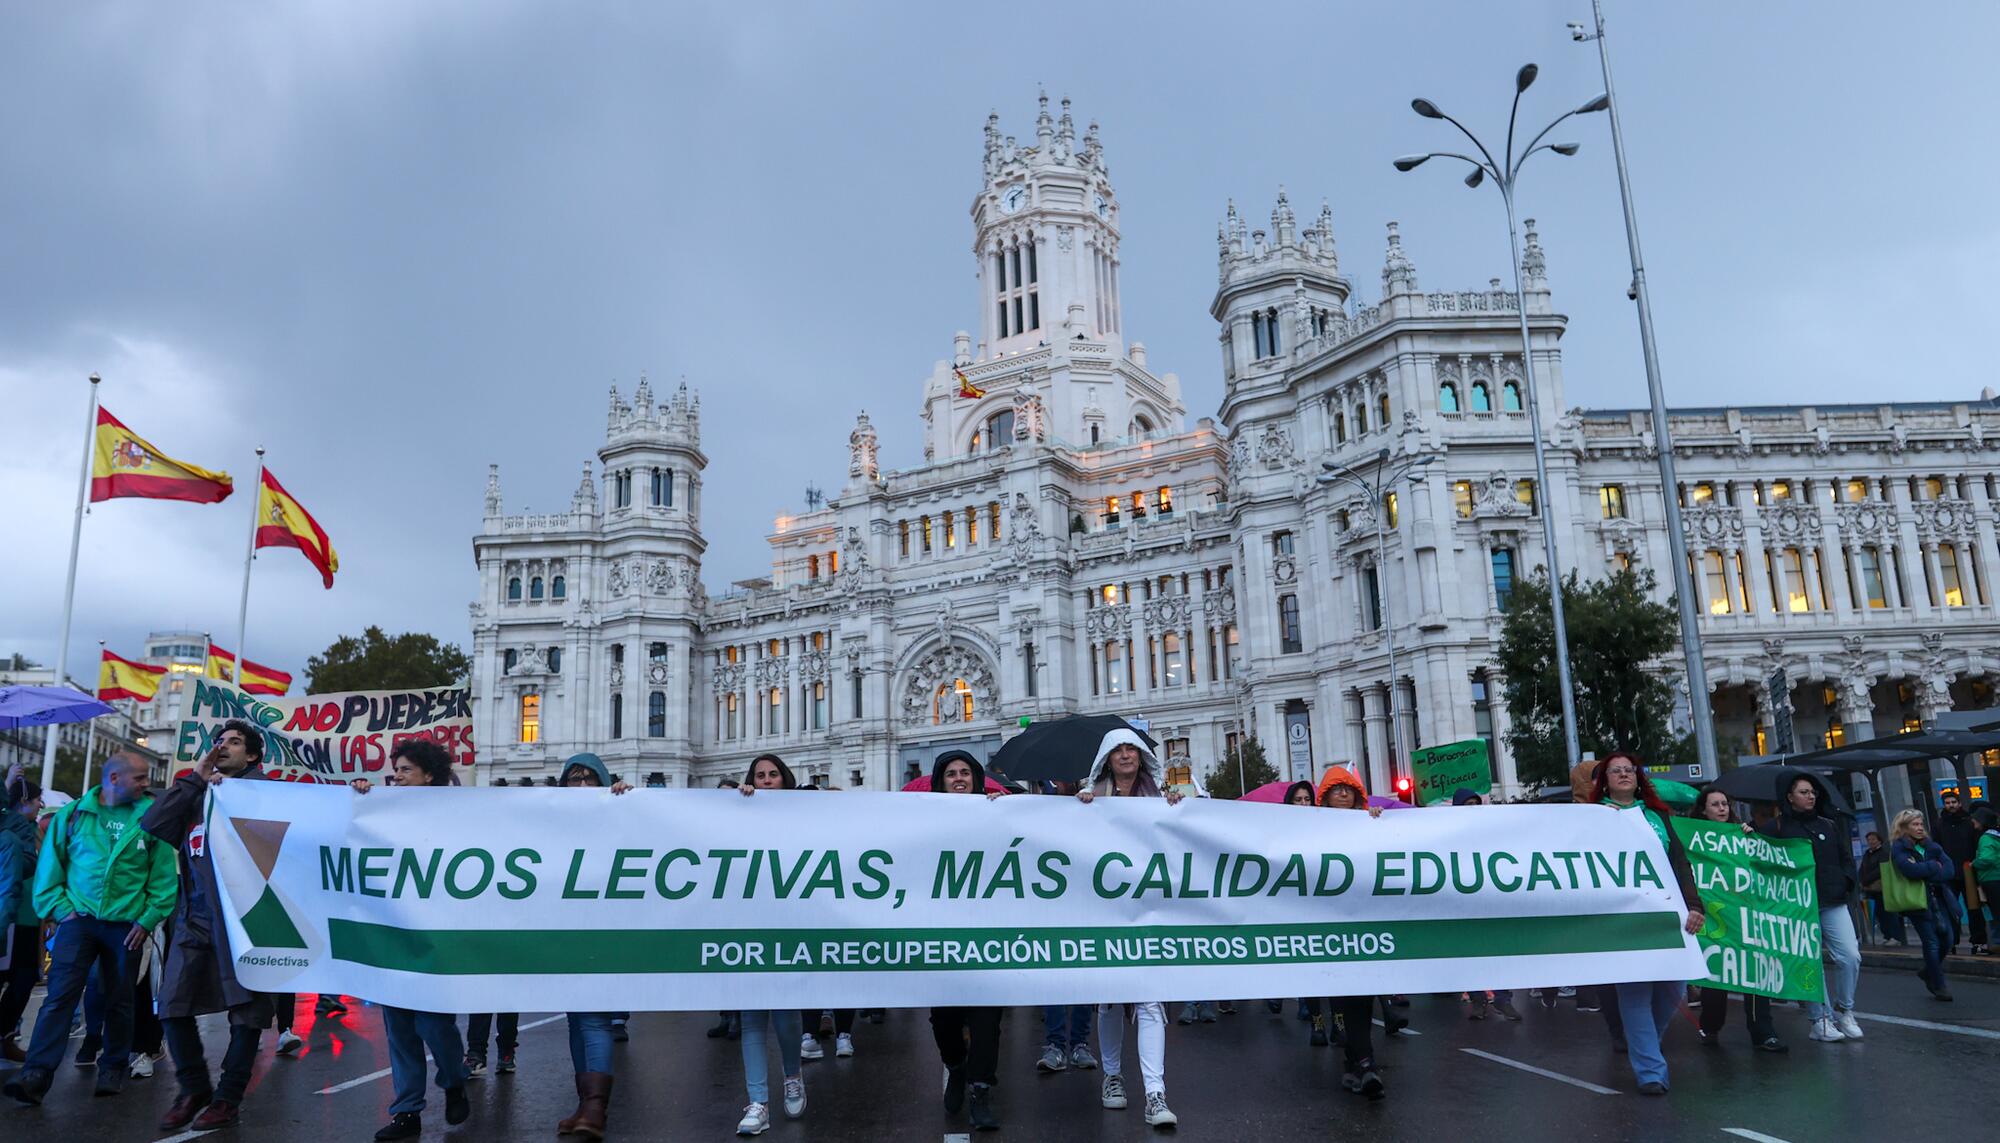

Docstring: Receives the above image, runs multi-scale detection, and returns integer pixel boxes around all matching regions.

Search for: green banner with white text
[1672,819,1823,1002]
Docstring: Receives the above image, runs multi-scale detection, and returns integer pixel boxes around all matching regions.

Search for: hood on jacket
[930,749,988,794]
[1569,760,1598,804]
[1773,768,1838,819]
[1316,766,1368,807]
[1451,787,1485,806]
[1084,729,1164,796]
[560,752,613,788]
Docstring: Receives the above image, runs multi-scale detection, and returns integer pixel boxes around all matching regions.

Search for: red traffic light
[1394,776,1414,803]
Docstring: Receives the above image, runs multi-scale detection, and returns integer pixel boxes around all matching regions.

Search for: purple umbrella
[1366,795,1415,811]
[0,685,113,730]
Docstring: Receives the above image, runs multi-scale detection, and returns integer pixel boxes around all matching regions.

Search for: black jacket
[1936,808,1979,869]
[1859,846,1889,898]
[1759,804,1857,907]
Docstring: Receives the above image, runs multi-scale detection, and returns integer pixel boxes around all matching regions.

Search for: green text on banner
[205,783,1705,1011]
[1671,818,1823,1002]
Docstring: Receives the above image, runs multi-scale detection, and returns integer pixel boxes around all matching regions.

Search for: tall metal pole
[1373,480,1404,788]
[231,448,265,687]
[43,374,102,791]
[1584,0,1717,771]
[1501,182,1583,769]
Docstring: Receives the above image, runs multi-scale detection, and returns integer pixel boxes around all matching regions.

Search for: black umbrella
[989,714,1158,784]
[1708,763,1851,814]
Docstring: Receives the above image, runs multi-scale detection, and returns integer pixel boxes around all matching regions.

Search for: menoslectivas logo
[230,817,309,950]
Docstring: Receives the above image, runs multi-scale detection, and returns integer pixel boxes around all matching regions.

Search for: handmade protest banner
[1411,739,1492,806]
[1671,819,1822,1002]
[206,782,1705,1011]
[175,678,473,783]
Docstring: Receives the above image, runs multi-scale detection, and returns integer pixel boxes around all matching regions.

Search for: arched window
[1334,411,1346,443]
[507,577,522,601]
[1134,414,1154,435]
[934,678,975,724]
[551,575,566,599]
[547,647,561,673]
[648,691,666,737]
[1439,382,1460,413]
[610,693,623,738]
[806,554,820,579]
[1353,404,1368,435]
[1378,393,1391,427]
[503,649,518,672]
[1491,549,1515,609]
[1266,307,1281,355]
[984,409,1015,450]
[1501,380,1523,412]
[530,576,544,600]
[1470,382,1492,412]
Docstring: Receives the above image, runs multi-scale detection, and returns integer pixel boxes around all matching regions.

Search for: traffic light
[1394,776,1414,804]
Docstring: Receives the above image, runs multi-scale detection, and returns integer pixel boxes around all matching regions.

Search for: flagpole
[232,448,264,688]
[43,374,101,791]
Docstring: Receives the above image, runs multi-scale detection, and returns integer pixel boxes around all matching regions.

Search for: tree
[305,626,472,693]
[1494,567,1693,789]
[1206,736,1279,800]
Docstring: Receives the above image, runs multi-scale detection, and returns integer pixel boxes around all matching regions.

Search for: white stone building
[469,95,2000,812]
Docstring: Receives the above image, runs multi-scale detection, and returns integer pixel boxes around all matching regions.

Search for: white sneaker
[782,1075,806,1118]
[1143,1091,1178,1127]
[128,1052,157,1079]
[735,1102,770,1135]
[1836,1010,1863,1039]
[1101,1074,1128,1110]
[1808,1017,1846,1042]
[834,1033,854,1058]
[1556,986,1577,998]
[276,1030,304,1057]
[798,1033,824,1061]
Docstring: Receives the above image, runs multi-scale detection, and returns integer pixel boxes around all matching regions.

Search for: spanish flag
[90,407,234,504]
[98,649,167,703]
[206,645,293,696]
[954,366,984,400]
[255,469,339,589]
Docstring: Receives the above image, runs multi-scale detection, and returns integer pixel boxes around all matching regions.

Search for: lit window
[1158,486,1174,515]
[1453,481,1474,519]
[1384,491,1399,528]
[519,694,540,744]
[1162,631,1184,687]
[1101,583,1120,605]
[1378,393,1391,427]
[1439,383,1459,413]
[1133,491,1147,520]
[1515,480,1538,515]
[827,550,838,574]
[1769,480,1792,502]
[990,501,1002,540]
[1702,551,1731,614]
[967,506,978,545]
[807,554,820,579]
[1599,485,1627,520]
[1924,476,1945,501]
[1783,548,1810,612]
[1104,644,1127,694]
[1940,546,1966,607]
[944,511,955,549]
[921,515,933,553]
[1845,479,1868,503]
[1690,482,1716,505]
[1105,497,1121,527]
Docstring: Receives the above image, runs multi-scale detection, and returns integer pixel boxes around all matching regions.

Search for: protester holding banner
[1590,753,1705,1096]
[1314,766,1387,1101]
[1078,729,1183,1129]
[1886,809,1956,1001]
[1284,781,1316,807]
[925,749,1007,1131]
[352,739,472,1140]
[734,753,808,1136]
[553,752,631,1140]
[1755,771,1862,1043]
[144,719,274,1131]
[1688,787,1788,1054]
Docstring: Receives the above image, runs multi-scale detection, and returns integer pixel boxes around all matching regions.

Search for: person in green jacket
[2,753,177,1106]
[0,766,44,1062]
[1973,807,2000,948]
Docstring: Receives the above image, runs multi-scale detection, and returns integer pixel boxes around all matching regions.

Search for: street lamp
[1571,0,1719,774]
[1396,62,1603,769]
[1318,448,1435,793]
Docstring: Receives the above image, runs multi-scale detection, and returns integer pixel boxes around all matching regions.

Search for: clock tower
[973,91,1123,354]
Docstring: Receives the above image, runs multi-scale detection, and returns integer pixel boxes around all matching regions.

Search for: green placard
[1410,739,1492,807]
[1670,819,1823,1003]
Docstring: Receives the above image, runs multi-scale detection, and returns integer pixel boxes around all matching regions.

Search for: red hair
[1587,751,1670,815]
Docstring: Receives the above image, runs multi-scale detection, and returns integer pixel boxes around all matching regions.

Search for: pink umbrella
[1241,780,1297,803]
[901,774,1007,794]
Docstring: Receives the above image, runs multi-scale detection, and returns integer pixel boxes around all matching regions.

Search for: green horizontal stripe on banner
[327,912,1684,975]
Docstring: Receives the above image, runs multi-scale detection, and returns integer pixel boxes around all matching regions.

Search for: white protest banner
[175,678,473,783]
[207,783,1704,1011]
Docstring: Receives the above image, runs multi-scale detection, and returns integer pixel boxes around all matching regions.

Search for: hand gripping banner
[206,783,1705,1012]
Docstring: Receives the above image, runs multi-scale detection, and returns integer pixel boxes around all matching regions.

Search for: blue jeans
[1042,1004,1093,1049]
[738,1009,802,1104]
[567,1012,615,1074]
[1869,897,1907,942]
[1808,905,1861,1020]
[1613,981,1683,1089]
[383,1006,468,1115]
[1905,906,1949,993]
[24,918,133,1073]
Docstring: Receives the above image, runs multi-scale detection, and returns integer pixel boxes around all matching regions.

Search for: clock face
[1001,185,1026,214]
[1095,194,1110,219]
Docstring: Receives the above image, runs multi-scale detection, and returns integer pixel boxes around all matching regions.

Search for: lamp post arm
[1516,109,1579,170]
[1435,113,1503,181]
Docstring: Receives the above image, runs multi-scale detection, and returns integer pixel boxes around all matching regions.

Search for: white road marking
[1722,1129,1796,1143]
[1852,1011,2000,1041]
[1458,1047,1619,1095]
[314,1013,567,1095]
[945,1135,973,1143]
[1371,1018,1422,1035]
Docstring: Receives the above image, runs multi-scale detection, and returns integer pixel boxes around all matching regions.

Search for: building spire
[1035,87,1053,151]
[484,463,502,517]
[1382,221,1418,294]
[1520,217,1548,291]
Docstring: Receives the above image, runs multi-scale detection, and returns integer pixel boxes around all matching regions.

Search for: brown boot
[570,1072,612,1140]
[556,1073,589,1135]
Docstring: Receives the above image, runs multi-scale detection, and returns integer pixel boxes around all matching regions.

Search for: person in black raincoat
[1755,769,1862,1043]
[141,718,275,1133]
[925,749,1006,1131]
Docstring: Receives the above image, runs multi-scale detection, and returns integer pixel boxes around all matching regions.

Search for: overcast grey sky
[4,1,1996,687]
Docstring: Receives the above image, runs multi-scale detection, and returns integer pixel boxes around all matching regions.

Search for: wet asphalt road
[4,967,1995,1141]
